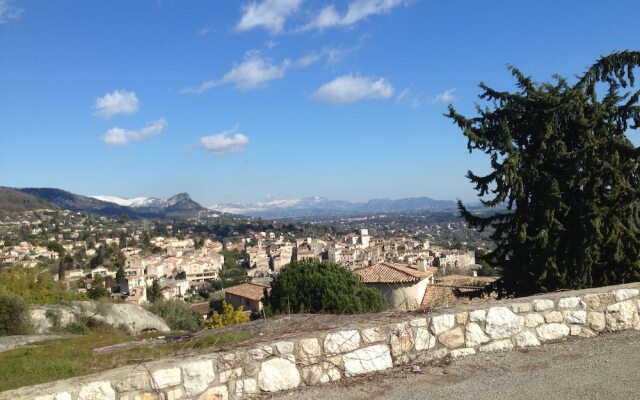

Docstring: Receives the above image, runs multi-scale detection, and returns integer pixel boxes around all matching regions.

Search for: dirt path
[270,330,640,400]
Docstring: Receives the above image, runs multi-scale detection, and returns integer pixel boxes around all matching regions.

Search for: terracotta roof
[191,302,210,316]
[355,262,437,284]
[225,283,269,301]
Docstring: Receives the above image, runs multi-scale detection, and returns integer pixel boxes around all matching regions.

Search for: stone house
[224,283,270,313]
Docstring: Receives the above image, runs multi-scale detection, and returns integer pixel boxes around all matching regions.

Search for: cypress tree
[447,51,640,296]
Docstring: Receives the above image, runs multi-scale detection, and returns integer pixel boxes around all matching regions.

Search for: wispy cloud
[182,52,290,94]
[0,0,22,25]
[432,88,456,103]
[94,90,139,118]
[396,88,423,108]
[302,0,408,31]
[236,0,301,34]
[199,126,249,156]
[198,27,211,36]
[101,118,166,145]
[295,45,356,68]
[313,75,394,104]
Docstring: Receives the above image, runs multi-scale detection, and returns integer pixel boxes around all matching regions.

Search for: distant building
[355,261,437,310]
[224,283,270,313]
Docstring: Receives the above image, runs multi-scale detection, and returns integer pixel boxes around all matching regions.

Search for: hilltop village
[0,208,494,314]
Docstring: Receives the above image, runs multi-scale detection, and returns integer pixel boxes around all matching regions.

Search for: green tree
[147,279,161,303]
[58,254,73,281]
[146,299,202,331]
[46,241,65,257]
[0,291,32,336]
[265,260,385,314]
[115,264,126,280]
[447,51,640,296]
[0,266,86,305]
[87,275,110,299]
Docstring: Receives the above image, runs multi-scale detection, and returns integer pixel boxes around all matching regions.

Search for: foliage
[265,260,385,314]
[477,261,498,277]
[146,278,161,303]
[146,299,202,332]
[206,301,249,329]
[448,51,640,296]
[0,266,86,305]
[87,275,111,300]
[0,290,32,335]
[221,249,249,269]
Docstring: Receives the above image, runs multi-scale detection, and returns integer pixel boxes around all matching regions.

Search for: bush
[265,260,385,315]
[146,299,202,332]
[0,266,86,305]
[0,291,32,335]
[64,320,90,335]
[206,301,249,329]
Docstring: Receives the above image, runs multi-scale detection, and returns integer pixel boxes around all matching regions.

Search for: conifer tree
[447,51,640,296]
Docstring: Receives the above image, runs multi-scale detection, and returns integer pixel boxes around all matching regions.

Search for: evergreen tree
[447,51,640,296]
[265,260,385,314]
[147,278,161,303]
[87,275,111,299]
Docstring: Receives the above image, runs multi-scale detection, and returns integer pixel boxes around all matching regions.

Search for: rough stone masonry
[2,283,640,400]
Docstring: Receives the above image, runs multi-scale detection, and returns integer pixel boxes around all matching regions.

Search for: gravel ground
[269,330,640,400]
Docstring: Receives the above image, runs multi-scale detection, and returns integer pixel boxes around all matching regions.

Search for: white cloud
[236,0,301,34]
[199,126,249,156]
[313,75,394,104]
[182,53,290,93]
[432,88,456,103]
[0,0,22,25]
[94,90,139,118]
[295,45,355,68]
[396,88,423,108]
[198,27,211,36]
[101,118,166,145]
[303,0,408,31]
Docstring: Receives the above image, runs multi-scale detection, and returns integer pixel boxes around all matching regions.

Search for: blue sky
[1,0,639,206]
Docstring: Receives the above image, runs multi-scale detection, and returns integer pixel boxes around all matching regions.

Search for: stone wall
[3,283,640,400]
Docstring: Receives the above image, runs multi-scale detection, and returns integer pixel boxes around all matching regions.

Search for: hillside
[0,187,58,215]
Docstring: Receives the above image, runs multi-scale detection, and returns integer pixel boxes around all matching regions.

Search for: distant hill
[7,188,218,219]
[0,187,58,215]
[210,196,457,218]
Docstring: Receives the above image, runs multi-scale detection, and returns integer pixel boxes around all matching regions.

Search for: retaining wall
[3,282,640,400]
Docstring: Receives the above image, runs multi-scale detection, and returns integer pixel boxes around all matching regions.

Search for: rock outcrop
[30,301,170,334]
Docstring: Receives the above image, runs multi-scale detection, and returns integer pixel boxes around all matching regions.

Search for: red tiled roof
[355,262,437,284]
[191,302,210,316]
[225,283,269,301]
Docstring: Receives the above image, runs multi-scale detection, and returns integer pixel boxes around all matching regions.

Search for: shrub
[0,266,86,305]
[265,260,385,315]
[206,301,249,329]
[0,291,32,335]
[146,299,202,332]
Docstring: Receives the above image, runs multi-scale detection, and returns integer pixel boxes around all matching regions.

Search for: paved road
[271,330,640,400]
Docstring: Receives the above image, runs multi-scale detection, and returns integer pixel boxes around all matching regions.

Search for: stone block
[456,312,468,325]
[182,360,215,397]
[301,363,341,385]
[438,327,464,349]
[409,317,427,327]
[114,372,151,392]
[273,341,295,355]
[235,379,257,396]
[469,309,486,322]
[485,307,524,339]
[562,310,587,324]
[414,327,436,351]
[430,314,455,335]
[297,338,322,364]
[150,368,181,390]
[342,344,393,377]
[582,293,612,310]
[558,297,581,309]
[465,322,491,347]
[536,323,570,341]
[513,330,540,348]
[248,345,273,360]
[451,348,476,358]
[587,312,606,332]
[361,326,387,344]
[78,382,116,400]
[324,330,360,355]
[533,299,555,311]
[544,311,563,323]
[524,313,545,328]
[218,368,242,383]
[479,339,514,352]
[197,386,228,400]
[606,300,639,331]
[164,387,183,400]
[612,289,640,302]
[258,358,301,392]
[510,303,532,313]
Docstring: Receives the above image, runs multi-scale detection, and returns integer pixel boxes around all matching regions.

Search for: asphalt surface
[270,330,640,400]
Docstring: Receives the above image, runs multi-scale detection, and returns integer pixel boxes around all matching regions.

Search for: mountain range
[209,196,457,218]
[1,187,219,219]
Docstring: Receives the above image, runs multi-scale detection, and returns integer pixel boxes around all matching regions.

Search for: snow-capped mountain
[209,196,456,218]
[91,195,163,208]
